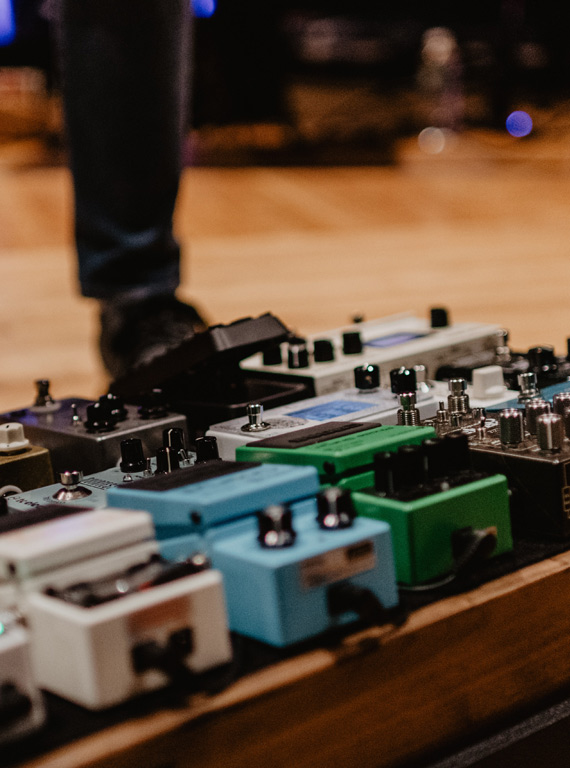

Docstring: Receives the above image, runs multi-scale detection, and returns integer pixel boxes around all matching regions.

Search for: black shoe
[99,295,208,380]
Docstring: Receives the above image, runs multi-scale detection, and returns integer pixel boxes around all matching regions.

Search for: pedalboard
[351,433,513,585]
[235,422,437,488]
[26,563,232,709]
[209,490,399,647]
[0,386,188,475]
[206,364,439,460]
[0,611,46,744]
[240,308,505,396]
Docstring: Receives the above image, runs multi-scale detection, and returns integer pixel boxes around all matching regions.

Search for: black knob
[316,487,355,529]
[373,451,395,495]
[430,307,449,328]
[154,446,179,474]
[390,367,417,394]
[443,431,471,474]
[195,435,219,462]
[527,345,557,372]
[287,337,310,369]
[84,401,117,432]
[262,344,283,366]
[120,438,146,473]
[392,444,425,492]
[354,364,380,390]
[313,339,335,363]
[257,504,296,548]
[138,389,168,419]
[423,437,447,480]
[342,331,363,355]
[163,427,186,452]
[34,379,55,407]
[99,393,127,421]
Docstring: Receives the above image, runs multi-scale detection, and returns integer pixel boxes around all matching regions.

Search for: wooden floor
[3,96,570,413]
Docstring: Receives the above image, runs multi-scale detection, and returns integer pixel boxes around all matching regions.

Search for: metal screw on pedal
[397,392,421,426]
[52,470,92,502]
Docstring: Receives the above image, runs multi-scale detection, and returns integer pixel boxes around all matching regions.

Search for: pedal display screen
[288,400,371,421]
[365,332,427,348]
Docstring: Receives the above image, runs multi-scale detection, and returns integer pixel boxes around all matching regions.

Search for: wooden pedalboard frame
[18,549,570,768]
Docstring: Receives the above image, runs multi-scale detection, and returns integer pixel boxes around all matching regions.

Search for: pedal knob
[34,379,55,407]
[98,393,127,421]
[120,438,146,473]
[0,423,29,453]
[423,437,447,480]
[154,446,179,474]
[257,504,296,548]
[552,392,570,416]
[517,372,540,403]
[194,435,219,462]
[525,400,551,435]
[354,364,380,391]
[316,487,355,529]
[163,427,186,452]
[443,431,472,473]
[430,307,449,328]
[500,408,525,446]
[536,413,564,452]
[84,401,117,432]
[471,366,506,400]
[390,366,417,394]
[528,345,557,373]
[342,331,363,355]
[392,444,425,492]
[287,337,309,369]
[262,344,283,366]
[138,389,168,419]
[313,338,335,363]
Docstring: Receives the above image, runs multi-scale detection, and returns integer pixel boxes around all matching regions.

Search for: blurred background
[2,0,570,409]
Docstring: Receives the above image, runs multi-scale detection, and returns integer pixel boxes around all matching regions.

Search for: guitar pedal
[351,433,513,585]
[209,489,399,647]
[0,384,188,475]
[206,365,439,460]
[26,560,232,709]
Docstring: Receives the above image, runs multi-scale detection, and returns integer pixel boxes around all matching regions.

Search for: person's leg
[56,0,190,300]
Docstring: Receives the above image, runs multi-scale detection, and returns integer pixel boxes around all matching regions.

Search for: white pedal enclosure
[0,612,46,743]
[206,386,439,460]
[241,311,504,396]
[0,508,158,610]
[27,569,232,709]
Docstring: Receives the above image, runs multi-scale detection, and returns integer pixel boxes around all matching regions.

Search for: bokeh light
[506,111,533,138]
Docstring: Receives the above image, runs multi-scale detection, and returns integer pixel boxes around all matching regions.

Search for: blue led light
[506,110,533,138]
[191,0,217,18]
[0,0,16,46]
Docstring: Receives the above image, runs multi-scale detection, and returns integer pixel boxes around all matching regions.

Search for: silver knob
[536,413,564,452]
[52,470,92,501]
[397,392,420,426]
[525,400,551,435]
[500,409,524,446]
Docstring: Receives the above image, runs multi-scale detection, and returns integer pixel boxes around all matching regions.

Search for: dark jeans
[54,0,190,299]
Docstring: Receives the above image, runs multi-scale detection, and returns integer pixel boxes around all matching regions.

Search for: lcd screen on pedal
[288,400,369,421]
[366,332,427,348]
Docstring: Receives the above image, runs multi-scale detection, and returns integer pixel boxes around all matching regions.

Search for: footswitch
[241,309,505,396]
[235,422,436,489]
[210,489,399,646]
[107,460,321,532]
[0,423,53,493]
[0,385,188,475]
[206,365,439,460]
[26,560,232,709]
[351,433,513,585]
[0,611,46,743]
[0,507,158,609]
